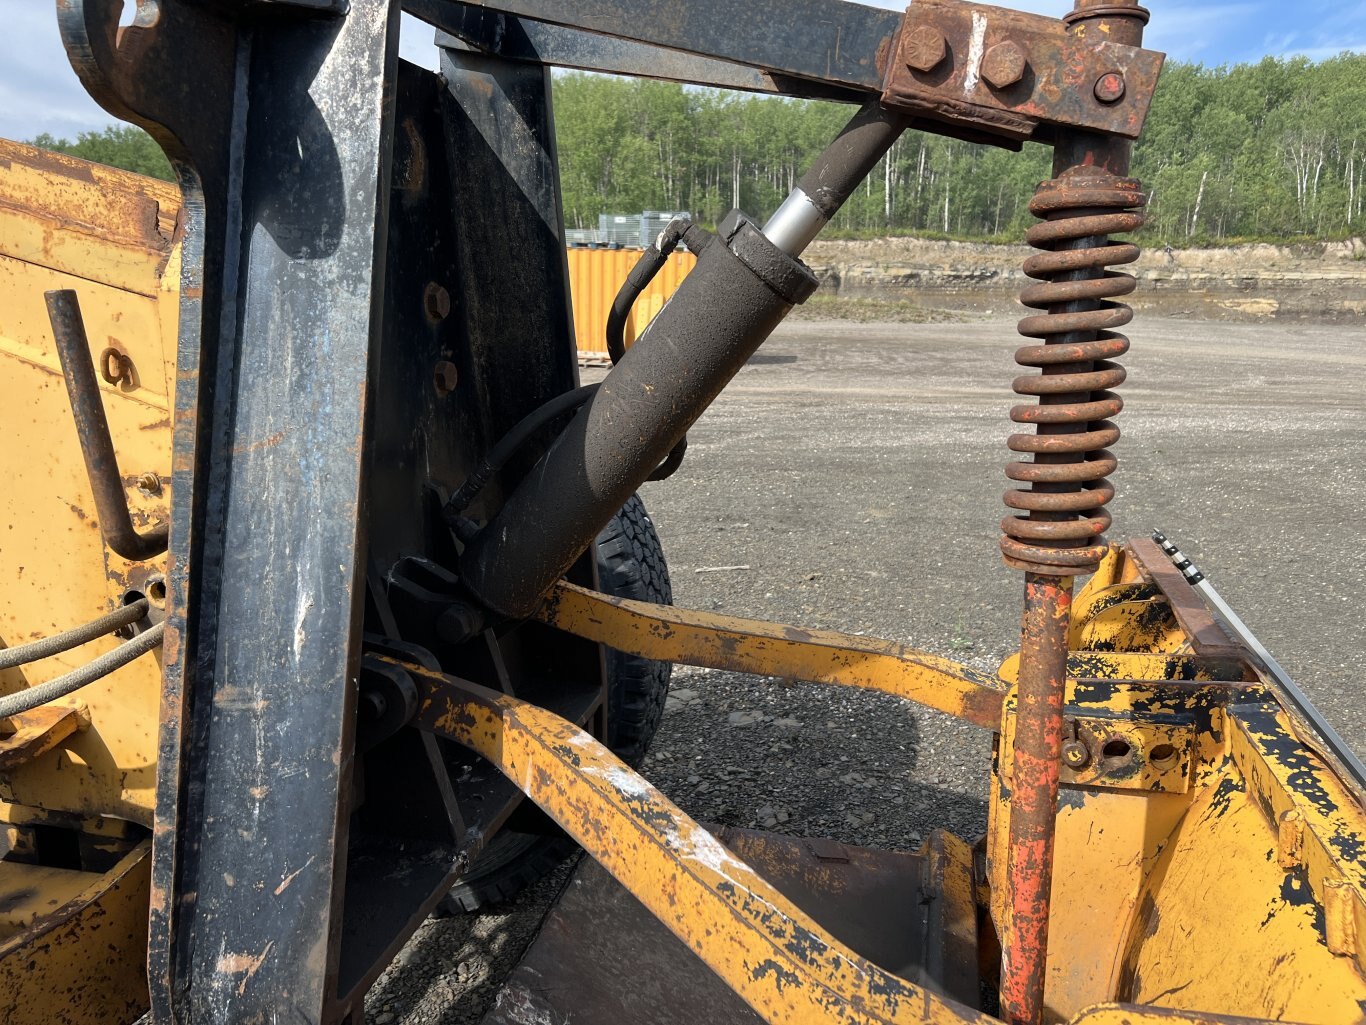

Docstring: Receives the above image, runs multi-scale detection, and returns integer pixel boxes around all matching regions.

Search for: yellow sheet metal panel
[0,141,175,825]
[566,245,695,357]
[1120,764,1366,1021]
[0,840,151,1025]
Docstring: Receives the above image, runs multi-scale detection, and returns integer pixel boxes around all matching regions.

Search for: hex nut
[1062,740,1091,770]
[981,40,1027,90]
[903,25,947,73]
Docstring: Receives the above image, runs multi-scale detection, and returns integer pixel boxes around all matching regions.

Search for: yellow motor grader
[1,1,1363,1024]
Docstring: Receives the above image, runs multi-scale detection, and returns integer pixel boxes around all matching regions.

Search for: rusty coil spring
[1000,173,1146,576]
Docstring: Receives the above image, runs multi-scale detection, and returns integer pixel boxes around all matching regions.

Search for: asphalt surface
[371,313,1366,1024]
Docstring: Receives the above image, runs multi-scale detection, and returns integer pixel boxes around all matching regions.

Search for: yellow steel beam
[536,581,1007,729]
[410,664,993,1025]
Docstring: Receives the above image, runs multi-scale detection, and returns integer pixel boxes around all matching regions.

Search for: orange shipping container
[566,246,696,361]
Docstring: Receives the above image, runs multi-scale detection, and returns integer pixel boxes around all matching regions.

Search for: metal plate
[482,827,981,1025]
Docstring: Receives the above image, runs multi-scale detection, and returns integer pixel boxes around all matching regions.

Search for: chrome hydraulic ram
[458,100,907,621]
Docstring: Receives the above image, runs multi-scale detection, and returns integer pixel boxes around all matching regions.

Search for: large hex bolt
[903,25,947,72]
[981,40,1028,89]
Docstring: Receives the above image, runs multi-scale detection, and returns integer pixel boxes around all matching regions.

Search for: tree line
[32,53,1366,245]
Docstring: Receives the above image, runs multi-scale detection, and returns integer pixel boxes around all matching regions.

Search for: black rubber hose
[606,218,692,480]
[446,384,602,516]
[0,621,164,719]
[0,599,150,671]
[606,217,690,365]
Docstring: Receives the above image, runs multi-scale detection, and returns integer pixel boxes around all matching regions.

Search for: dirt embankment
[802,236,1366,321]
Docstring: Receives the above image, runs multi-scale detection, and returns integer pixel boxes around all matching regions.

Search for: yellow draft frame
[527,551,1366,1025]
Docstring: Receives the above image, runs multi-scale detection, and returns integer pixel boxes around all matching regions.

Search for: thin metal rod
[0,622,164,719]
[1153,530,1366,789]
[1000,574,1071,1025]
[45,289,169,562]
[0,599,149,671]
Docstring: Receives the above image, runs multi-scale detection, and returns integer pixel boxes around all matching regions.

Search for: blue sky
[4,0,1365,142]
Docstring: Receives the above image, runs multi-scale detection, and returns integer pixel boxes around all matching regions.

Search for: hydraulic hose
[446,384,602,517]
[606,217,690,365]
[0,621,164,719]
[0,598,150,671]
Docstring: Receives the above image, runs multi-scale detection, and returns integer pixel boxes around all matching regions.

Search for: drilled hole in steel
[1101,738,1132,760]
[117,590,147,639]
[1148,742,1178,767]
[118,0,161,30]
[146,578,167,606]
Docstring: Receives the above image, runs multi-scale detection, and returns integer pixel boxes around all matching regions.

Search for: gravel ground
[371,313,1366,1023]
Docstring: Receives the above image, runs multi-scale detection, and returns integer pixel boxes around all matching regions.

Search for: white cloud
[1,5,118,140]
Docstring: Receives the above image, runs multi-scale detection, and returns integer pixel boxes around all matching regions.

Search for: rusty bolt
[1062,741,1091,770]
[437,602,483,644]
[981,40,1027,89]
[433,360,458,397]
[1094,71,1126,104]
[903,25,947,73]
[136,472,163,496]
[423,282,452,323]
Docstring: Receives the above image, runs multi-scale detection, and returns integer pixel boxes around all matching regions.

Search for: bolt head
[981,40,1027,90]
[423,282,452,323]
[437,603,482,644]
[1094,71,1126,103]
[433,360,458,397]
[1062,741,1091,770]
[904,25,947,73]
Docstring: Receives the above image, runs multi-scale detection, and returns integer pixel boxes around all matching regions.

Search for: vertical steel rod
[1000,574,1071,1025]
[997,4,1151,1023]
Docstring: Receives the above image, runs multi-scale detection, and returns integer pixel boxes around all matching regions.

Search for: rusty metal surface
[413,666,992,1025]
[484,827,981,1025]
[881,0,1163,144]
[998,173,1146,577]
[999,575,1071,1025]
[537,580,1007,729]
[1124,537,1243,657]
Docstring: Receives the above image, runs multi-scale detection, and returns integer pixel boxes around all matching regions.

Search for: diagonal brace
[537,581,1007,729]
[409,666,993,1025]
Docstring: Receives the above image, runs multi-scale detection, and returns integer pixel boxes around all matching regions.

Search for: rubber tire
[439,494,672,913]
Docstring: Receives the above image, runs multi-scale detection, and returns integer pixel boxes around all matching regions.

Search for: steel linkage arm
[537,581,1007,729]
[410,666,994,1025]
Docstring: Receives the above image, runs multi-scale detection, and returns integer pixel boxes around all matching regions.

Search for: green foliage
[28,126,173,182]
[28,53,1366,244]
[552,54,1366,243]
